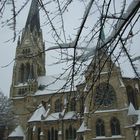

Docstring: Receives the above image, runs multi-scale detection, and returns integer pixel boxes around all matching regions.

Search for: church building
[8,0,140,140]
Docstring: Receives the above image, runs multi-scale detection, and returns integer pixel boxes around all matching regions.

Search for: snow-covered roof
[63,111,77,120]
[28,104,46,122]
[8,125,25,139]
[45,111,77,122]
[77,121,91,133]
[46,112,60,121]
[35,74,84,96]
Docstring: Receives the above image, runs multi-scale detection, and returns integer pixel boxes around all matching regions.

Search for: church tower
[10,0,46,130]
[10,0,45,97]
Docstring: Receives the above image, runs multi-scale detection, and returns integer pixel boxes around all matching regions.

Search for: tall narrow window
[79,135,83,140]
[55,99,62,112]
[48,130,50,140]
[65,125,76,140]
[126,85,138,109]
[51,127,54,140]
[80,96,84,114]
[37,127,41,140]
[70,98,76,111]
[55,130,58,140]
[96,119,105,136]
[29,64,34,79]
[20,64,25,82]
[25,63,30,81]
[111,117,121,135]
[48,128,58,140]
[65,129,68,140]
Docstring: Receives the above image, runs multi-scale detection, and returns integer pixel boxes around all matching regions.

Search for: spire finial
[99,18,105,43]
[25,0,40,33]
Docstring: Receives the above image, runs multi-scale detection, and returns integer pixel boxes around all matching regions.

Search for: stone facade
[9,0,140,140]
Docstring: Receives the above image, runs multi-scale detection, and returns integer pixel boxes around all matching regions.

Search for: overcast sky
[0,0,140,97]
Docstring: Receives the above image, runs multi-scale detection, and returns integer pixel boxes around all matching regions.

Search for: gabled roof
[77,121,91,133]
[8,125,25,139]
[28,104,46,122]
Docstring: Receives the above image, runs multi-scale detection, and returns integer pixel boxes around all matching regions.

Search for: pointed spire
[25,0,40,33]
[99,19,105,44]
[100,27,105,43]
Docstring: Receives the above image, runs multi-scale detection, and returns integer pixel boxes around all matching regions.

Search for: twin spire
[25,0,40,33]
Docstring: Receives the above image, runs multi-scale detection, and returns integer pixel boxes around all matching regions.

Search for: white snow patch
[84,106,89,114]
[40,131,44,136]
[14,82,28,87]
[100,72,108,75]
[58,131,62,135]
[95,108,127,113]
[11,97,24,100]
[92,135,124,139]
[45,111,77,121]
[42,108,50,118]
[128,103,137,116]
[135,83,139,92]
[119,78,125,87]
[33,125,36,132]
[135,130,139,137]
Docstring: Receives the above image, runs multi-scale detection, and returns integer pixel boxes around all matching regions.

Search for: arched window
[94,83,116,107]
[65,129,68,140]
[79,135,83,140]
[110,117,121,135]
[20,63,25,82]
[37,127,41,140]
[37,66,41,76]
[48,130,50,140]
[96,119,105,136]
[65,125,76,140]
[25,63,30,80]
[48,128,58,140]
[70,97,76,111]
[80,96,84,114]
[27,48,31,54]
[29,64,34,79]
[51,127,54,140]
[126,85,138,109]
[55,130,58,140]
[55,99,62,112]
[28,127,33,140]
